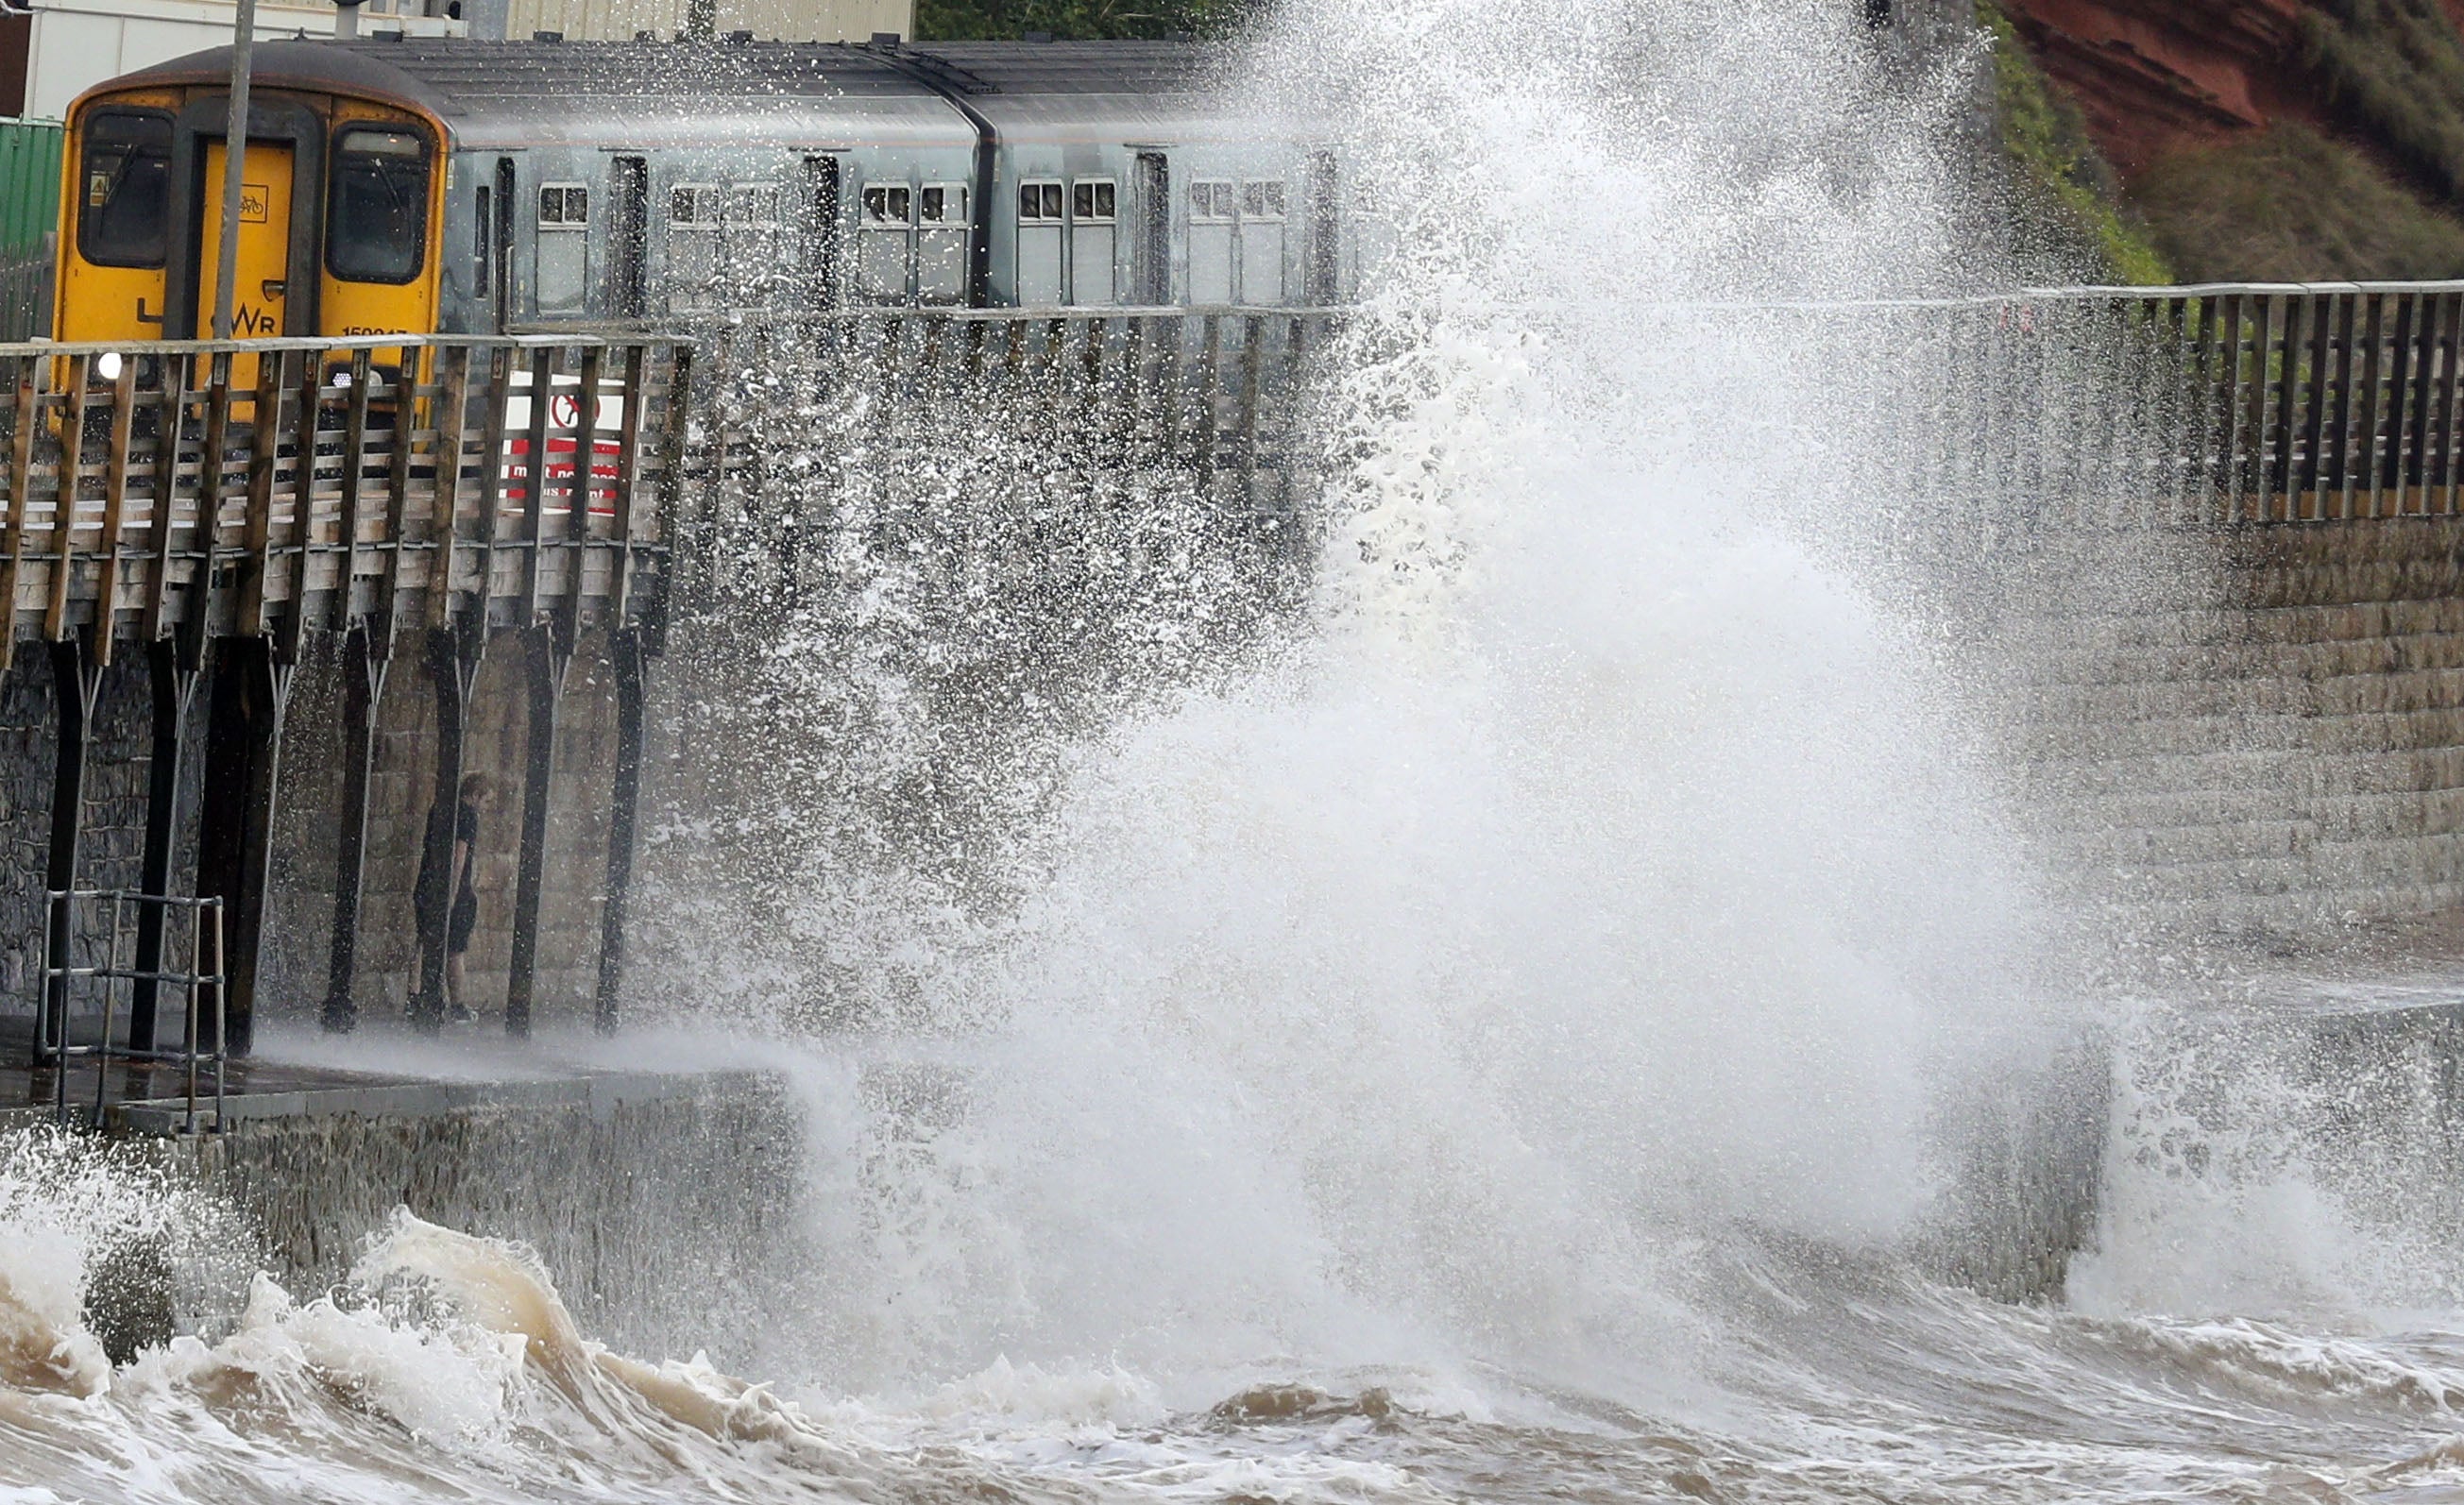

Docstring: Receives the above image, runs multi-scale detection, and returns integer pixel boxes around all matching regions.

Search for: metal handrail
[38,888,227,1134]
[3,330,698,358]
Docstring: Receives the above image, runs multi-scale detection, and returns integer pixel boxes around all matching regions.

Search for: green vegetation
[913,0,1239,40]
[1976,1,2171,284]
[2303,0,2464,202]
[2132,122,2464,280]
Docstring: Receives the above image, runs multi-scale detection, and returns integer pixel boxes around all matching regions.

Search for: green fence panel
[0,120,60,342]
[0,119,60,259]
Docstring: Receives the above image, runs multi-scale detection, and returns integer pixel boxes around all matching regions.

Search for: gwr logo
[239,184,269,225]
[229,304,280,336]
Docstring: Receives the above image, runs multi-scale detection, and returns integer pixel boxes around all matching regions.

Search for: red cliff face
[1997,0,2311,174]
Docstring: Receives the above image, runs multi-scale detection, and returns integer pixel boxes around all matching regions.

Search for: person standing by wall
[414,771,495,1023]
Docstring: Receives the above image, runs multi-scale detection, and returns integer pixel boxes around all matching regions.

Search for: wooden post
[0,354,42,672]
[504,622,568,1040]
[411,622,482,1030]
[593,627,645,1034]
[38,635,103,1065]
[127,634,204,1054]
[320,620,388,1032]
[92,357,137,662]
[332,348,373,628]
[194,634,290,1057]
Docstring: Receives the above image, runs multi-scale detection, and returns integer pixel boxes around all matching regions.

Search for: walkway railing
[0,332,692,667]
[1784,281,2464,529]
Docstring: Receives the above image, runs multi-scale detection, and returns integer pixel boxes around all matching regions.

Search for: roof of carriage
[87,38,1256,150]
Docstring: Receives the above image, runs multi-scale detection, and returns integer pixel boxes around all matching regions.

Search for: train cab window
[1069,178,1116,306]
[858,182,913,304]
[1016,178,1062,305]
[1238,178,1289,305]
[327,127,430,284]
[1187,178,1235,305]
[76,110,173,268]
[917,182,968,305]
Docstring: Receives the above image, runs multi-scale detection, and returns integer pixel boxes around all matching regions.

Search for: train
[54,36,1350,348]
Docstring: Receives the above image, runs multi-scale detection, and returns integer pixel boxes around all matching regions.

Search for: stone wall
[267,629,634,1028]
[0,649,201,1017]
[2013,516,2464,939]
[0,628,638,1037]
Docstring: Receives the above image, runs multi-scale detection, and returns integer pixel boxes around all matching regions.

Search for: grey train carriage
[72,34,1350,339]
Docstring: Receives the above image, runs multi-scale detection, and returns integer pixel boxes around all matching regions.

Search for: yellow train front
[57,45,446,353]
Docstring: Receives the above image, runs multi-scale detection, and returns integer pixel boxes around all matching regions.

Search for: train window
[473,186,492,296]
[538,183,589,227]
[670,184,722,226]
[1241,180,1286,220]
[76,110,173,269]
[1018,181,1062,222]
[730,184,781,226]
[862,185,912,226]
[1072,179,1115,224]
[328,127,431,284]
[1189,180,1235,223]
[919,184,966,226]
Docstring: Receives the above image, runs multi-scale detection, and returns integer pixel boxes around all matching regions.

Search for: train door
[1132,152,1168,305]
[800,156,840,307]
[535,177,588,314]
[1068,178,1115,305]
[1236,179,1286,305]
[1305,151,1339,305]
[857,178,911,304]
[491,157,515,330]
[196,139,293,382]
[917,181,968,304]
[1015,178,1062,305]
[1187,179,1233,304]
[609,156,648,319]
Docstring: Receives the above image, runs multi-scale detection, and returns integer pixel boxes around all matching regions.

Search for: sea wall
[0,628,643,1036]
[2014,516,2464,939]
[75,1074,811,1367]
[267,630,633,1024]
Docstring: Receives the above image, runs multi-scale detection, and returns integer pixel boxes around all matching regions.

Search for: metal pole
[212,0,257,341]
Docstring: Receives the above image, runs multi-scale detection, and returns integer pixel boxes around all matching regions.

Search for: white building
[491,0,910,44]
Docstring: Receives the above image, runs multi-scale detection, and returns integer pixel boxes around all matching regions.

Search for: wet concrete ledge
[0,1011,771,1137]
[103,1065,771,1136]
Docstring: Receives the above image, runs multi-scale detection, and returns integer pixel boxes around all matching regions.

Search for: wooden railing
[1808,281,2464,529]
[0,332,692,667]
[671,307,1334,621]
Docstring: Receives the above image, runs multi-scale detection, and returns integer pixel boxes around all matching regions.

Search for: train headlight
[95,351,122,381]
